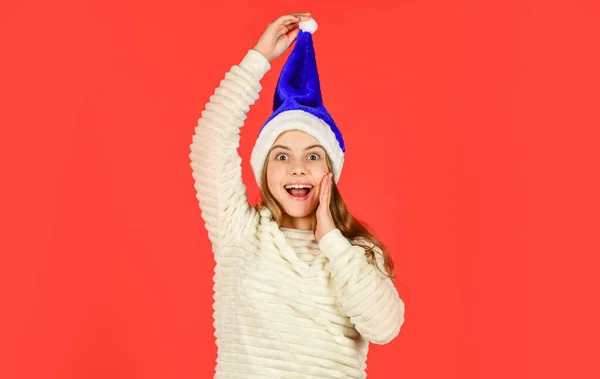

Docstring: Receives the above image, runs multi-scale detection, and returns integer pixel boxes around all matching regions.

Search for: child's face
[266,130,330,219]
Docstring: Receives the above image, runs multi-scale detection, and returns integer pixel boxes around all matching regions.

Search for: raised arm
[189,13,312,250]
[319,229,406,344]
[189,50,270,248]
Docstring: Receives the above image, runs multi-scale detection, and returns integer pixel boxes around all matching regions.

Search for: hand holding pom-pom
[253,13,312,62]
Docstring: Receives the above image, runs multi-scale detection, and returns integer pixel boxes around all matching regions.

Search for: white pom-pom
[299,18,318,34]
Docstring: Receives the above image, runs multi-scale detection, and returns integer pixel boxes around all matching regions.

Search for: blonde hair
[254,154,396,281]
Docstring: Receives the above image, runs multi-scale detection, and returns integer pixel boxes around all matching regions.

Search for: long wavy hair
[254,154,396,281]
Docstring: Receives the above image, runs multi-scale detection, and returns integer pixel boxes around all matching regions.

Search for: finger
[275,14,302,26]
[319,174,327,204]
[275,23,299,40]
[287,28,300,43]
[291,14,311,21]
[325,174,332,205]
[276,13,310,27]
[328,173,333,201]
[282,18,297,27]
[323,174,331,206]
[288,12,311,17]
[282,22,300,32]
[282,17,302,26]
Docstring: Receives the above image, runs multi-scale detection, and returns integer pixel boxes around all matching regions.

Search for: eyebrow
[269,144,325,153]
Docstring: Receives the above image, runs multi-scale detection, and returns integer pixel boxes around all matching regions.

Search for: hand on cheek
[315,173,336,243]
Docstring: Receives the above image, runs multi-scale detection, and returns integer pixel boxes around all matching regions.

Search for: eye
[275,153,288,161]
[307,153,320,161]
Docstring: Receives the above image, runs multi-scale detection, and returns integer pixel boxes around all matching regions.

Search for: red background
[1,0,599,378]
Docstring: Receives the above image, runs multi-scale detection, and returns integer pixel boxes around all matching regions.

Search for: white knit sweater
[189,49,405,378]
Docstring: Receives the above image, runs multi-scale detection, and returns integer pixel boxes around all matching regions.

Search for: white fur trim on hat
[250,110,344,186]
[299,18,318,34]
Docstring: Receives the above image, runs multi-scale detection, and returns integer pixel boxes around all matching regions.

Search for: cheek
[313,163,330,179]
[266,165,283,191]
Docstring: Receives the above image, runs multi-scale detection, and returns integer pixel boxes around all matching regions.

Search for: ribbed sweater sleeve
[189,49,271,248]
[318,228,405,344]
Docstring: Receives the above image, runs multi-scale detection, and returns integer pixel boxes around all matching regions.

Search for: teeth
[285,184,313,189]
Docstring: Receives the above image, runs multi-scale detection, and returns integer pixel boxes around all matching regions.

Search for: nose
[289,161,307,176]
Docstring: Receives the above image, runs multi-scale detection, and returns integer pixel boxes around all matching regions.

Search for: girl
[189,13,405,378]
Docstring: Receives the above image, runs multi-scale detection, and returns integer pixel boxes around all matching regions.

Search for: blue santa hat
[250,18,345,186]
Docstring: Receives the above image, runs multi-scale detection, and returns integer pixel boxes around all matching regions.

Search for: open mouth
[284,184,313,199]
